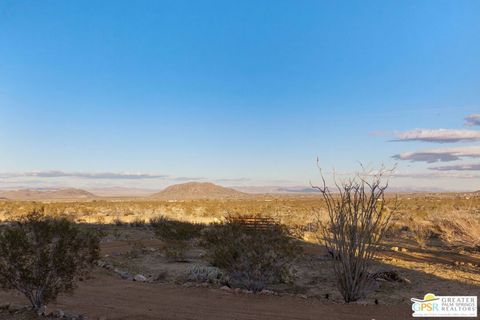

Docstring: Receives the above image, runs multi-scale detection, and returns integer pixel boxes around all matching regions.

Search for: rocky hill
[151,182,248,200]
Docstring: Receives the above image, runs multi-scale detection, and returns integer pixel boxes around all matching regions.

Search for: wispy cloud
[465,114,480,126]
[429,163,480,171]
[392,128,480,143]
[393,146,480,163]
[392,171,480,179]
[0,171,169,180]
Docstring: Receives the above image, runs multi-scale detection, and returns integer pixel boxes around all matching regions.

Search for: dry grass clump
[201,216,300,292]
[411,224,434,248]
[430,212,480,248]
[182,264,226,284]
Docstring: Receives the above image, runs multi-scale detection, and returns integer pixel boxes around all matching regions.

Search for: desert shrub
[201,217,299,292]
[313,165,395,302]
[150,216,204,241]
[113,218,124,226]
[126,241,147,259]
[129,217,146,228]
[151,216,204,262]
[0,211,100,311]
[183,264,225,284]
[164,240,189,262]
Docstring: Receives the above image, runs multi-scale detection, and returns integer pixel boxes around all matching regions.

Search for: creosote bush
[0,210,100,311]
[313,164,396,302]
[201,216,300,292]
[151,216,205,262]
[150,216,204,241]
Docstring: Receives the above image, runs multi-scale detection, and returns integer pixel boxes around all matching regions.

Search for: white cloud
[465,114,480,126]
[393,129,480,143]
[393,146,480,163]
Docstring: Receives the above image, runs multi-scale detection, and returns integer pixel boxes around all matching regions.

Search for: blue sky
[0,0,479,191]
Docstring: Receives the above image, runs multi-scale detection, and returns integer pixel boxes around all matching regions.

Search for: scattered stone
[133,274,147,282]
[37,305,47,316]
[371,270,408,283]
[54,309,65,318]
[400,248,408,252]
[119,271,133,280]
[182,282,195,287]
[401,276,412,284]
[7,304,25,313]
[97,260,106,268]
[259,289,274,295]
[220,285,232,292]
[390,246,399,252]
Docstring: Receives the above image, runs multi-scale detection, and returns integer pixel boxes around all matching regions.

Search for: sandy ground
[0,226,478,320]
[0,271,412,320]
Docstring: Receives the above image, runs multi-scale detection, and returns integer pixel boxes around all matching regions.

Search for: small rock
[119,271,133,280]
[54,309,65,318]
[220,286,232,292]
[133,274,147,282]
[241,289,253,294]
[97,260,106,268]
[391,246,399,252]
[259,289,274,295]
[182,282,195,287]
[37,305,47,316]
[400,248,408,252]
[7,304,23,313]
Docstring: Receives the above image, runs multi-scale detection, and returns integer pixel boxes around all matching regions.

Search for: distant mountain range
[0,188,95,200]
[0,182,459,201]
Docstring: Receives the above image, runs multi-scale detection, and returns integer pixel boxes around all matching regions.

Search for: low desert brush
[201,217,300,292]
